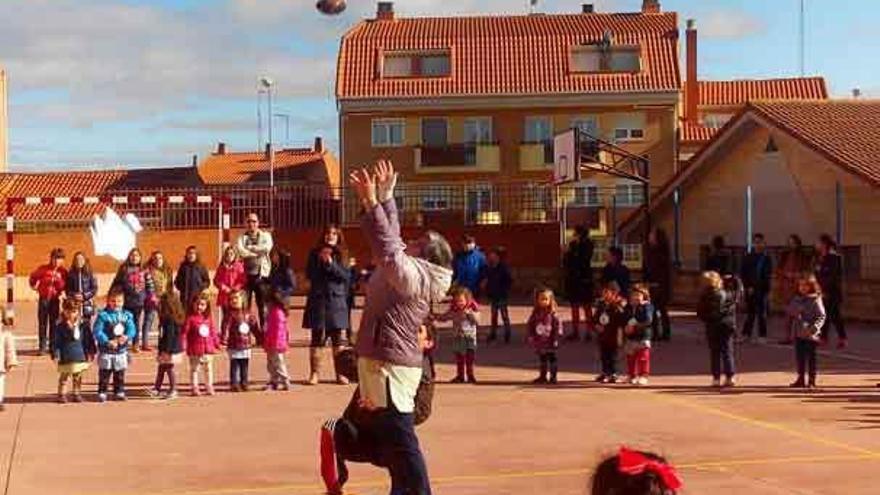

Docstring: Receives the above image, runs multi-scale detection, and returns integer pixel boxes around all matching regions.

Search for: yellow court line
[650,393,880,456]
[103,453,880,495]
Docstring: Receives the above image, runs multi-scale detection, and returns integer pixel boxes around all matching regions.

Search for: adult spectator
[452,235,487,296]
[563,226,594,341]
[704,235,733,276]
[323,160,450,495]
[779,234,813,304]
[644,228,673,342]
[815,234,846,348]
[174,245,210,311]
[236,212,274,327]
[601,246,631,297]
[303,226,351,385]
[740,233,773,343]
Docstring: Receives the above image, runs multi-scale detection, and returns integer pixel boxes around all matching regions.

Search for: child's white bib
[198,324,210,338]
[599,313,610,326]
[628,318,638,327]
[535,322,552,337]
[238,322,250,335]
[113,323,125,337]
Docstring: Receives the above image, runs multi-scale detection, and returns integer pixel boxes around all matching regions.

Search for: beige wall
[0,68,7,172]
[655,123,880,278]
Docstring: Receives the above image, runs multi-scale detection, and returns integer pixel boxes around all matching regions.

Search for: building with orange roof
[639,100,880,280]
[337,1,680,236]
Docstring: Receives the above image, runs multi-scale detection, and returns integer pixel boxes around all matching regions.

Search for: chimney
[642,0,660,13]
[192,154,198,167]
[377,2,394,21]
[685,19,699,124]
[216,142,227,155]
[582,4,594,13]
[314,136,324,153]
[853,88,862,99]
[265,143,272,159]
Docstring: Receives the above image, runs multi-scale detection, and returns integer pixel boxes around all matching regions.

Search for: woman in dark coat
[644,228,673,341]
[174,245,210,309]
[563,226,595,342]
[303,225,351,385]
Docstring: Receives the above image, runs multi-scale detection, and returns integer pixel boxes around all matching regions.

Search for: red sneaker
[320,419,344,495]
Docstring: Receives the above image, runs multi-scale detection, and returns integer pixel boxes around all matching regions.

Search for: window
[572,183,600,206]
[570,45,641,73]
[571,116,599,139]
[622,244,642,265]
[371,119,405,147]
[421,118,448,147]
[590,239,642,267]
[382,51,451,78]
[466,183,494,224]
[524,116,552,143]
[463,117,493,144]
[703,113,734,129]
[420,186,453,211]
[614,180,645,206]
[611,113,646,142]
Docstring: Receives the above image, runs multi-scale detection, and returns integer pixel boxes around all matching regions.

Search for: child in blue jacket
[93,288,137,402]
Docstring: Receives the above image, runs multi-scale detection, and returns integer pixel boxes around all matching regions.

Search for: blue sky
[2,0,877,170]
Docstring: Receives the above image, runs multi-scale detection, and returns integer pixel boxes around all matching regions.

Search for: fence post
[745,185,753,251]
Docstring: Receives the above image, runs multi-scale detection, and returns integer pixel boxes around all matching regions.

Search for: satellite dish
[316,0,346,15]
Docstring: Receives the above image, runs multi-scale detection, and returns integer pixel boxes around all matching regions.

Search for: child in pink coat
[181,293,221,396]
[263,289,291,391]
[214,246,246,328]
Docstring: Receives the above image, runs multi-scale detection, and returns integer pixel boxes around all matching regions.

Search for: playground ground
[1,300,879,495]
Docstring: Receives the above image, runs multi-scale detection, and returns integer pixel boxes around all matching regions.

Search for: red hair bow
[618,447,683,490]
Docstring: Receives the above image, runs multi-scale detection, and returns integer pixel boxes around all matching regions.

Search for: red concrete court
[1,300,879,495]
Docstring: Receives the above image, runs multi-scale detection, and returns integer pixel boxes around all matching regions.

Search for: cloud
[698,9,766,39]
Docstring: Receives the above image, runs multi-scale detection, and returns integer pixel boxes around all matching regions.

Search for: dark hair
[489,246,507,259]
[61,298,82,320]
[575,225,589,239]
[183,245,203,265]
[125,248,142,267]
[462,234,476,244]
[608,246,624,261]
[753,233,765,242]
[603,281,622,294]
[272,247,293,271]
[788,234,803,248]
[159,293,186,326]
[50,248,65,260]
[422,231,453,269]
[269,288,289,315]
[189,292,212,316]
[70,251,92,275]
[107,287,126,300]
[711,235,725,250]
[819,234,837,250]
[591,449,678,495]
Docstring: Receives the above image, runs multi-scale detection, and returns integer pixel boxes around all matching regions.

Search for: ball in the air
[316,0,346,15]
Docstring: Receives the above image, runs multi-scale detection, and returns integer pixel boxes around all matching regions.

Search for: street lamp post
[260,77,275,188]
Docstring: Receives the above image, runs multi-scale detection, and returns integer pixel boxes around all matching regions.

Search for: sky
[2,0,878,171]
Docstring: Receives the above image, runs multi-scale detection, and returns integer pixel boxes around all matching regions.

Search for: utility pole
[799,0,806,76]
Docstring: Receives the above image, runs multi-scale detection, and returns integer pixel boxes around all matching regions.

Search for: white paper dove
[90,207,143,261]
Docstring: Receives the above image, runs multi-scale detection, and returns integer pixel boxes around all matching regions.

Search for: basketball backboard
[553,128,580,185]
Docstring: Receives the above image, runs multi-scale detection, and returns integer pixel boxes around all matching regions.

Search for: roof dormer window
[382,50,451,78]
[571,44,641,74]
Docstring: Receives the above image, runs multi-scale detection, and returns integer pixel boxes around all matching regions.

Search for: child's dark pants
[599,344,618,377]
[795,339,818,384]
[98,369,126,395]
[230,358,250,387]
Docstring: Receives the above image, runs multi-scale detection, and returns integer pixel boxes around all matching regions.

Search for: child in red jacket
[29,248,67,354]
[527,287,562,384]
[220,291,259,392]
[181,293,220,396]
[214,246,246,329]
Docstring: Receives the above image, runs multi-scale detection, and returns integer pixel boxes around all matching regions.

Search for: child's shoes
[113,393,127,401]
[97,393,108,403]
[450,376,465,384]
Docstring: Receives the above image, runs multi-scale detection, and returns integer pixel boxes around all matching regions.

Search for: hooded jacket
[175,260,210,309]
[354,200,452,368]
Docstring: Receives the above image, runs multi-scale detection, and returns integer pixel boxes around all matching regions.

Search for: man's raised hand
[349,168,378,208]
[374,159,398,203]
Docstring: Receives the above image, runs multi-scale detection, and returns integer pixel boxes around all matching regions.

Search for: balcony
[519,141,554,171]
[414,143,500,173]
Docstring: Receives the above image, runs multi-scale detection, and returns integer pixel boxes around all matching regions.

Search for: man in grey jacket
[235,212,273,327]
[321,160,451,495]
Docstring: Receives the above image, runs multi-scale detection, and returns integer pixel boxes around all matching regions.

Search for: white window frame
[570,46,602,73]
[571,181,601,207]
[622,244,643,266]
[420,185,453,211]
[611,113,646,143]
[524,116,553,143]
[371,119,406,148]
[571,115,600,139]
[614,180,645,207]
[463,117,493,144]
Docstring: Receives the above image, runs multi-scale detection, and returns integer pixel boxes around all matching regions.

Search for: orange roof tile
[680,122,718,143]
[197,148,340,188]
[2,170,126,222]
[337,12,681,100]
[685,77,828,110]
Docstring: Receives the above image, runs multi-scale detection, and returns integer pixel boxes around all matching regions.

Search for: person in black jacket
[704,236,733,276]
[484,247,513,344]
[304,226,351,386]
[740,233,773,343]
[697,271,737,388]
[644,228,673,341]
[563,226,594,342]
[152,293,186,400]
[268,247,298,304]
[174,246,210,310]
[65,252,99,326]
[601,246,631,297]
[52,300,95,403]
[815,234,846,348]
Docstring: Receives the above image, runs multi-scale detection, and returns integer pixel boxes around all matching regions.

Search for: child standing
[65,252,98,329]
[152,293,186,399]
[484,247,513,344]
[214,246,246,328]
[788,274,826,389]
[175,245,210,311]
[526,288,562,384]
[112,248,155,353]
[624,284,654,386]
[696,271,737,388]
[592,282,628,383]
[221,291,260,392]
[93,289,137,402]
[29,248,67,354]
[52,300,95,403]
[436,287,480,384]
[0,308,18,411]
[263,290,292,391]
[181,293,220,396]
[143,251,173,352]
